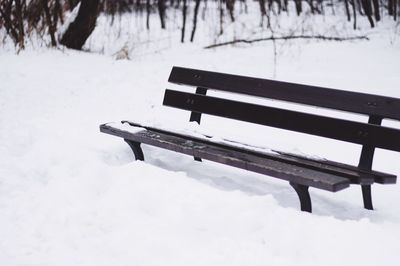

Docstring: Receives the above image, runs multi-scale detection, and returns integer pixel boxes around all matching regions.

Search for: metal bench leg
[290,182,312,213]
[361,185,373,210]
[124,139,144,161]
[358,116,381,210]
[189,87,207,163]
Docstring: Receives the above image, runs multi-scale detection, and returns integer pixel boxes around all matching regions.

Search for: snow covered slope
[1,37,400,265]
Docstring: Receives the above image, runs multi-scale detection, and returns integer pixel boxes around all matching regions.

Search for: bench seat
[273,151,396,185]
[101,122,352,193]
[102,120,397,200]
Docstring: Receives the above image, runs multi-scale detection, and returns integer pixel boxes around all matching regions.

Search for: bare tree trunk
[344,0,351,21]
[259,0,267,16]
[158,0,166,29]
[60,0,100,50]
[307,0,315,14]
[15,0,25,48]
[219,0,224,35]
[55,0,64,24]
[283,0,288,12]
[226,0,235,22]
[276,0,282,14]
[146,0,150,29]
[190,0,201,42]
[388,0,394,16]
[67,0,80,11]
[352,0,357,29]
[294,0,302,15]
[42,0,56,46]
[181,0,187,43]
[372,0,380,21]
[357,0,364,15]
[361,0,374,27]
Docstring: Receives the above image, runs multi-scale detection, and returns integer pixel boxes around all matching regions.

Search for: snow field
[1,32,400,265]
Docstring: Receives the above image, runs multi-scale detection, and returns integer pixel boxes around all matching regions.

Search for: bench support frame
[358,115,383,210]
[124,139,144,161]
[290,182,312,212]
[190,87,208,162]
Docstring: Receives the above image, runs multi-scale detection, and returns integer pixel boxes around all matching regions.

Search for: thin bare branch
[204,35,369,49]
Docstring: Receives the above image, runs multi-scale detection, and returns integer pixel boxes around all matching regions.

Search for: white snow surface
[1,35,400,265]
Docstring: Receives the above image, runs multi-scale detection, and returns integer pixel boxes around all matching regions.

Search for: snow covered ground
[1,26,400,265]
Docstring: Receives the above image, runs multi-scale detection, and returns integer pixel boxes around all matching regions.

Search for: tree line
[0,0,399,50]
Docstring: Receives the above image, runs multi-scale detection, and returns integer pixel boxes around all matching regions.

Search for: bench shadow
[134,146,395,223]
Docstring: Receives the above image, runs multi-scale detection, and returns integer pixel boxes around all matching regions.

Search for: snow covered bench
[100,66,400,213]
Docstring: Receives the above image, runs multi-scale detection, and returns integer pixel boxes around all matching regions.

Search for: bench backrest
[163,66,400,169]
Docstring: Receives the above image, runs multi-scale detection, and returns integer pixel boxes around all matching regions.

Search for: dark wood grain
[168,67,400,120]
[121,121,393,185]
[273,150,396,184]
[163,89,400,152]
[100,123,351,192]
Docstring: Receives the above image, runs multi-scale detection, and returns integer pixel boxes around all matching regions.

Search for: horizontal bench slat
[163,90,400,152]
[273,150,396,184]
[121,121,387,185]
[168,67,400,120]
[100,123,350,192]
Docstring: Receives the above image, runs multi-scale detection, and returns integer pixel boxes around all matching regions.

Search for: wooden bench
[100,66,400,213]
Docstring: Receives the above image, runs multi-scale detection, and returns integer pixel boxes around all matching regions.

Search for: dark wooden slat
[163,90,400,152]
[168,66,400,120]
[122,121,380,185]
[273,150,396,184]
[209,136,395,184]
[100,123,350,192]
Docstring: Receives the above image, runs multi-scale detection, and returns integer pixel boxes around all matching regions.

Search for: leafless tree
[190,0,201,42]
[60,0,100,49]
